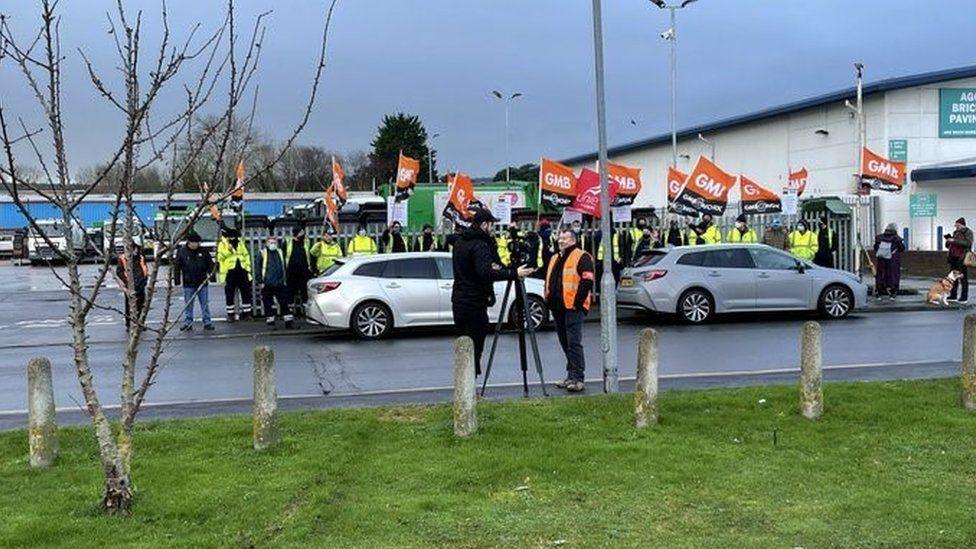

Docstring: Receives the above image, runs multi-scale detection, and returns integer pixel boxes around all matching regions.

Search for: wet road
[0,261,969,416]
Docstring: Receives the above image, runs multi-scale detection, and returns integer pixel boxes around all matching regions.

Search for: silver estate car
[305,252,548,339]
[616,244,868,323]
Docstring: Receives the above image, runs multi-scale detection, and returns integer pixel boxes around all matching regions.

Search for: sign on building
[888,139,908,162]
[909,193,937,218]
[939,88,976,138]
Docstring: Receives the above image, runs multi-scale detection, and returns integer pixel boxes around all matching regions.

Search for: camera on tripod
[506,230,533,267]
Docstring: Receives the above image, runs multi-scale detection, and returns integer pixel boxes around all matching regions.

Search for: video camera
[506,230,534,267]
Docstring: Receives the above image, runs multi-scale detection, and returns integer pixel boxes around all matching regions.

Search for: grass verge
[2,378,975,547]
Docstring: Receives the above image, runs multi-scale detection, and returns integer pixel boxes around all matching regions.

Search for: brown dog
[927,270,962,306]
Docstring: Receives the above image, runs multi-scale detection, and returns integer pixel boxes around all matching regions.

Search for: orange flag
[787,167,808,196]
[323,188,340,234]
[860,147,906,192]
[395,152,420,202]
[739,175,782,215]
[539,158,578,209]
[201,181,222,222]
[607,162,642,206]
[673,156,736,216]
[443,171,476,222]
[231,161,245,202]
[666,167,696,217]
[330,156,347,205]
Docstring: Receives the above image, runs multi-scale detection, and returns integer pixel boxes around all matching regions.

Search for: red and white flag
[739,175,782,215]
[860,147,906,193]
[672,156,736,216]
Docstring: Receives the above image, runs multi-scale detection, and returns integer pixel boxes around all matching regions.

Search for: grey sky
[2,0,972,178]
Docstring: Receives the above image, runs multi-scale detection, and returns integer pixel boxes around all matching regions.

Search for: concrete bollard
[962,315,976,410]
[252,346,278,450]
[452,337,478,437]
[799,321,823,420]
[27,357,58,468]
[634,328,659,429]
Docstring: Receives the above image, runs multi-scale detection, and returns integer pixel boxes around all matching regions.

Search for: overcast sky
[2,0,973,178]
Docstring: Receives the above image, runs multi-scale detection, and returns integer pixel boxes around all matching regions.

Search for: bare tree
[0,0,336,514]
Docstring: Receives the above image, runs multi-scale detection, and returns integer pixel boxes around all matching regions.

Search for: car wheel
[819,284,853,319]
[677,289,713,324]
[350,301,393,339]
[508,295,548,331]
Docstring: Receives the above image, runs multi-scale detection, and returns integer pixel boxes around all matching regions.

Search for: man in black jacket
[451,209,534,375]
[174,232,215,331]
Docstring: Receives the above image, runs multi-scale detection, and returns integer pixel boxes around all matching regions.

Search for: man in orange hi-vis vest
[545,228,595,393]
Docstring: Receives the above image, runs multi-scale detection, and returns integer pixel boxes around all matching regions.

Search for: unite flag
[538,158,578,209]
[672,156,736,216]
[859,147,906,193]
[739,175,783,215]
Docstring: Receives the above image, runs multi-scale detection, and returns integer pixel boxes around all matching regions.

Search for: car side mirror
[794,261,806,274]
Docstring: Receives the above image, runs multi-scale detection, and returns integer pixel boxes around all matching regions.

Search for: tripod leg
[515,294,529,397]
[480,279,513,397]
[520,280,550,397]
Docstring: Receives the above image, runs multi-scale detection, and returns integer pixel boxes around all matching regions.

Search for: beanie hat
[956,217,966,226]
[186,231,202,243]
[735,214,747,223]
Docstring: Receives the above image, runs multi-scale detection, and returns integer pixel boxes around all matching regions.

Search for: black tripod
[480,277,549,398]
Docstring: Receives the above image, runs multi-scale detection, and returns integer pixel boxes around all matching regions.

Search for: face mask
[358,230,366,237]
[797,225,806,232]
[267,242,277,251]
[393,228,400,234]
[736,222,745,230]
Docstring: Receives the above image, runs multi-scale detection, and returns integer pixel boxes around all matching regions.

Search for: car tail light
[312,281,341,293]
[641,269,667,282]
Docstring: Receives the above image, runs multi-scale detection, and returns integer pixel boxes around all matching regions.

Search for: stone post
[453,337,478,437]
[27,357,57,468]
[962,314,976,410]
[799,321,823,420]
[253,346,278,450]
[634,328,659,429]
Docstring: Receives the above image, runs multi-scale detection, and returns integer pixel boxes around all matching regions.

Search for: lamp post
[844,62,866,277]
[428,132,440,183]
[650,0,699,169]
[590,0,618,393]
[491,90,523,182]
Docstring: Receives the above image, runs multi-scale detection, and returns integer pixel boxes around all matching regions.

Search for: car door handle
[707,270,721,277]
[385,283,401,289]
[440,283,453,289]
[757,272,771,279]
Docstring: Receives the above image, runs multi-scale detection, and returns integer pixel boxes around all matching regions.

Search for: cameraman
[452,209,534,375]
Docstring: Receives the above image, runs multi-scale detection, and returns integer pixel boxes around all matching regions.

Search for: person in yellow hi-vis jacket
[689,214,722,245]
[311,231,344,272]
[346,224,378,256]
[788,220,818,261]
[726,214,758,243]
[217,228,252,321]
[495,231,510,266]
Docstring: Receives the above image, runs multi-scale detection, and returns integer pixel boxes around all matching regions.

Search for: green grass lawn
[2,378,976,548]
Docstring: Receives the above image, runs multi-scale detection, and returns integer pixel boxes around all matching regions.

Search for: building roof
[911,156,976,182]
[562,64,976,165]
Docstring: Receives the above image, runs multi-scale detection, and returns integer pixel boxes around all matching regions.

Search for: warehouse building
[563,65,976,251]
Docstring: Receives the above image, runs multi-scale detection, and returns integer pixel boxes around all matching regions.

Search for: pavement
[0,263,972,430]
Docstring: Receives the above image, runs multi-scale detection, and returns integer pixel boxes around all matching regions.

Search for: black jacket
[451,228,516,308]
[546,247,595,312]
[174,245,213,288]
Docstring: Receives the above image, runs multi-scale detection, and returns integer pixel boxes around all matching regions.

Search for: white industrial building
[563,65,976,251]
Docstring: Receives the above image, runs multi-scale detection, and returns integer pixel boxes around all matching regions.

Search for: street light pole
[669,6,677,168]
[492,91,522,182]
[697,132,714,160]
[845,63,865,276]
[590,0,618,393]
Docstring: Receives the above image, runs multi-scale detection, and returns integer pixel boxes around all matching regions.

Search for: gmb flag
[607,162,641,207]
[859,147,906,193]
[395,152,420,202]
[539,158,578,209]
[666,167,697,217]
[739,175,782,215]
[442,172,477,225]
[673,156,736,216]
[330,156,348,207]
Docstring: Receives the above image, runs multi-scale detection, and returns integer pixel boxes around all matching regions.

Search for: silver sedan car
[305,252,548,339]
[616,244,868,323]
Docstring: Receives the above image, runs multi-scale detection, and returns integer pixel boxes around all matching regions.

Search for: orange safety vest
[119,254,148,276]
[545,248,593,312]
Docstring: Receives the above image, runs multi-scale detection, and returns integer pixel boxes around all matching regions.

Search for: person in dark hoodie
[451,209,534,375]
[381,221,409,253]
[873,223,905,300]
[173,231,214,331]
[666,219,684,247]
[257,235,293,329]
[285,225,314,314]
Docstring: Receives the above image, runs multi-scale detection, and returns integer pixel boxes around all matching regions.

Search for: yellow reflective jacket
[217,237,251,283]
[788,230,818,260]
[310,240,343,272]
[346,234,378,256]
[726,227,758,243]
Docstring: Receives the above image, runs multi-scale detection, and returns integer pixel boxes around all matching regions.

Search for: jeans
[261,285,292,323]
[949,258,969,301]
[183,285,212,326]
[552,308,586,381]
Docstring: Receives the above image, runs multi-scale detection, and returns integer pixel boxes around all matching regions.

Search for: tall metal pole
[591,0,618,393]
[669,6,677,168]
[505,102,511,182]
[854,63,865,277]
